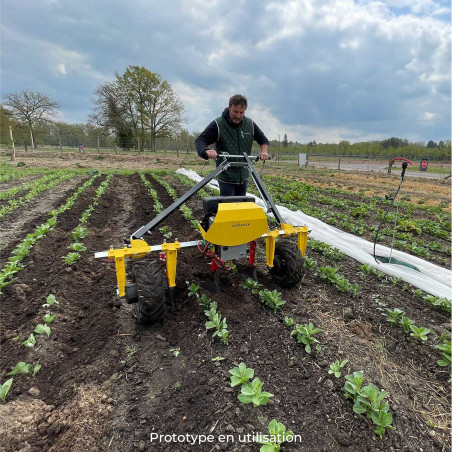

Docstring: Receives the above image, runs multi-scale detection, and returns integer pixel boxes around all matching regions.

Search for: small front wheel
[132,260,167,324]
[269,241,304,288]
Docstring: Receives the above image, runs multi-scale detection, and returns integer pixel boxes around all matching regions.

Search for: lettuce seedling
[68,242,87,252]
[259,289,286,313]
[328,359,349,378]
[384,308,405,325]
[257,419,294,452]
[198,294,212,309]
[238,377,274,407]
[43,313,55,324]
[284,316,295,328]
[399,316,415,333]
[241,278,262,294]
[62,252,80,265]
[34,324,51,337]
[72,226,87,241]
[290,323,322,353]
[409,325,431,341]
[344,371,365,400]
[371,409,394,438]
[43,293,59,308]
[229,363,254,387]
[7,362,41,377]
[187,282,200,298]
[0,378,13,403]
[435,341,451,367]
[22,333,36,347]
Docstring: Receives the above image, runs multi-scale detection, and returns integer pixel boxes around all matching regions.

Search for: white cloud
[420,112,438,121]
[57,63,67,75]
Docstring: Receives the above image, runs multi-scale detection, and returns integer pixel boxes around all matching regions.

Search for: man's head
[228,94,247,124]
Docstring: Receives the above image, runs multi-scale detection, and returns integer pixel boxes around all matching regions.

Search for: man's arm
[195,121,219,159]
[253,122,270,160]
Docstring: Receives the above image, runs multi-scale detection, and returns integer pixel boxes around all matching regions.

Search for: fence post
[338,155,341,171]
[9,126,15,162]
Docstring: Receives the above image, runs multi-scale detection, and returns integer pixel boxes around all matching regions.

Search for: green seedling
[328,359,349,378]
[7,362,41,377]
[371,409,395,438]
[238,377,274,407]
[62,252,81,265]
[68,242,87,252]
[42,293,59,308]
[241,278,263,294]
[259,289,286,313]
[22,333,36,347]
[229,363,254,387]
[390,276,401,287]
[257,419,295,452]
[344,371,365,400]
[383,308,405,325]
[290,323,322,353]
[72,226,87,241]
[284,316,295,328]
[435,340,451,367]
[125,345,137,357]
[43,313,55,324]
[211,356,225,362]
[159,226,173,239]
[409,325,431,341]
[198,294,212,309]
[399,316,415,333]
[169,348,180,357]
[303,257,317,270]
[0,378,13,403]
[187,282,200,298]
[412,289,423,298]
[34,324,51,337]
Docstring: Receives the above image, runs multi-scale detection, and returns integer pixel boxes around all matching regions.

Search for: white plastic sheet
[176,168,452,299]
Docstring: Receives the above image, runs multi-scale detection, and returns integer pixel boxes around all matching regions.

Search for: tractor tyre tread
[269,241,304,288]
[132,260,167,324]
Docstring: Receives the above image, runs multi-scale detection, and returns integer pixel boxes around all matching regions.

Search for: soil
[0,170,450,452]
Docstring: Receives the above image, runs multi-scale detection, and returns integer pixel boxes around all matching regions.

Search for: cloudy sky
[1,0,450,143]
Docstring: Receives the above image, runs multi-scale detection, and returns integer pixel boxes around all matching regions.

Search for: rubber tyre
[269,241,304,288]
[132,260,167,324]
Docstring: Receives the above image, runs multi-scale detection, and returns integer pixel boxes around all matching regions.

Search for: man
[195,94,269,196]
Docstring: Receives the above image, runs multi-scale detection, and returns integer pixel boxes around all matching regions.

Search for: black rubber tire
[269,241,304,288]
[132,260,167,324]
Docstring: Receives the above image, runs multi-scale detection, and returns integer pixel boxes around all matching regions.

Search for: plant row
[0,170,77,219]
[0,175,99,291]
[62,175,112,265]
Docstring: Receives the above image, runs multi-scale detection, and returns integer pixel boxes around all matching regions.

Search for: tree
[91,66,184,151]
[283,133,288,147]
[3,90,60,149]
[426,140,437,148]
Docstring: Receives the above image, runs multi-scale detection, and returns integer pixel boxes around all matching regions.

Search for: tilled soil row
[0,175,91,266]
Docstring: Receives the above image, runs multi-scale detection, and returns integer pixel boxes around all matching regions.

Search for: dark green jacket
[195,108,269,184]
[214,115,254,183]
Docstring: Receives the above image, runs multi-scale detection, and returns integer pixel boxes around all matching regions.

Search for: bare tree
[3,90,60,149]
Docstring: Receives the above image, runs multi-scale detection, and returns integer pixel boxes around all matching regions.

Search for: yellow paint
[199,202,268,246]
[161,241,181,287]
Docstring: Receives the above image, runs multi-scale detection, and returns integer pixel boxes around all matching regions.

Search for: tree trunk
[30,128,35,150]
[9,126,16,162]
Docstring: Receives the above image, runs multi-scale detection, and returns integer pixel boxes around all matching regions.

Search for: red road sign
[421,160,427,168]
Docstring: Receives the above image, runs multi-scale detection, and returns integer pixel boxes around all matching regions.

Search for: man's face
[229,104,246,124]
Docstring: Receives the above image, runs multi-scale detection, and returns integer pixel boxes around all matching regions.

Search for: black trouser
[218,181,248,196]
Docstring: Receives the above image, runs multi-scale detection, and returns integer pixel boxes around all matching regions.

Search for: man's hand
[259,152,269,161]
[206,149,217,159]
